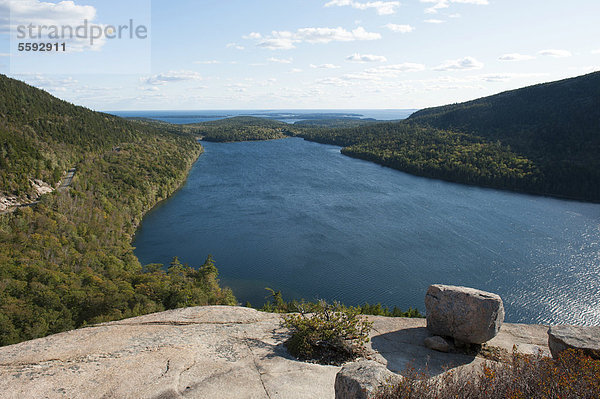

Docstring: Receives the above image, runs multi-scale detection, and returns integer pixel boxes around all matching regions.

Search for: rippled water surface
[134,138,600,325]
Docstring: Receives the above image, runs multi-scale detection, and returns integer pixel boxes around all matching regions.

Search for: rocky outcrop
[0,306,339,399]
[0,305,550,398]
[0,193,21,212]
[425,284,504,344]
[335,360,400,399]
[548,325,600,359]
[0,179,54,213]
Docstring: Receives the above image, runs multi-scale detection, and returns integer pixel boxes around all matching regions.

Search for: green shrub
[283,300,373,365]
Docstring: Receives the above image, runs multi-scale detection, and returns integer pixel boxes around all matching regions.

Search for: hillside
[183,116,295,142]
[0,75,235,346]
[295,120,541,195]
[409,72,600,200]
[296,73,600,202]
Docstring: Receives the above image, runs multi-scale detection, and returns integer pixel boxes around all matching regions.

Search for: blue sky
[1,0,599,110]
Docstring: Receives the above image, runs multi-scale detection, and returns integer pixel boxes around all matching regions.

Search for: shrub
[375,348,600,399]
[282,300,373,365]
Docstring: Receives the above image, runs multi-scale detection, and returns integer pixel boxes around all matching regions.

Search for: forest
[295,123,540,192]
[0,75,235,346]
[408,71,600,201]
[295,72,600,201]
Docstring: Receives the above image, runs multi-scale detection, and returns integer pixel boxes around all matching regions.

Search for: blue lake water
[133,138,600,326]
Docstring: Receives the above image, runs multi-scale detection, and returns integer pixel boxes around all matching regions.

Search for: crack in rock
[160,359,171,378]
[243,335,272,399]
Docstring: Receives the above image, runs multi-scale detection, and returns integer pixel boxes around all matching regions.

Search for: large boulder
[548,325,600,359]
[335,360,401,399]
[425,284,504,344]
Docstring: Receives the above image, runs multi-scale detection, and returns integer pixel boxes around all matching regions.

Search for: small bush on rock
[283,300,373,365]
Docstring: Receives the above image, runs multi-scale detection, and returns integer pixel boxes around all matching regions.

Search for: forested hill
[296,72,600,202]
[408,72,600,200]
[409,72,600,140]
[1,75,143,197]
[183,116,295,142]
[0,75,235,346]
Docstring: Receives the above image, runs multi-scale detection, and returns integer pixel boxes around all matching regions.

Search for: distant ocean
[107,109,418,124]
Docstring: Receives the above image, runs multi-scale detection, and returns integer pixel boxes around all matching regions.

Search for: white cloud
[316,62,425,87]
[421,0,489,14]
[342,73,379,80]
[499,53,535,61]
[225,83,250,93]
[16,74,79,90]
[144,70,202,85]
[346,53,387,63]
[450,0,488,4]
[290,68,303,73]
[433,56,483,71]
[424,19,444,24]
[268,57,293,64]
[324,0,401,15]
[592,49,600,55]
[252,26,381,50]
[257,38,295,50]
[315,77,352,87]
[310,63,341,69]
[1,0,96,29]
[384,23,414,33]
[243,32,262,39]
[226,83,250,88]
[538,49,572,58]
[194,60,221,64]
[365,63,426,75]
[226,43,245,50]
[422,0,448,13]
[298,26,380,43]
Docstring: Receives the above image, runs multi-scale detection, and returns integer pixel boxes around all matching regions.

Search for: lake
[133,138,600,325]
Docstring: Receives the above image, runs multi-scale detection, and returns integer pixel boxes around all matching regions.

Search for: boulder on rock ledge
[425,284,504,344]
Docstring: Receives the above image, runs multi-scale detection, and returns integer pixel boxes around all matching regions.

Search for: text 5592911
[18,43,66,52]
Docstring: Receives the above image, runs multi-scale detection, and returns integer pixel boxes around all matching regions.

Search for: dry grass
[375,349,600,399]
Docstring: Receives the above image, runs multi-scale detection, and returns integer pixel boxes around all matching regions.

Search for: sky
[0,0,599,111]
